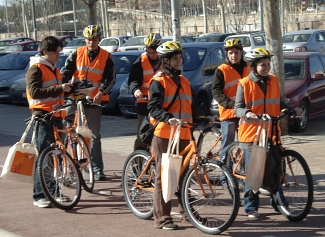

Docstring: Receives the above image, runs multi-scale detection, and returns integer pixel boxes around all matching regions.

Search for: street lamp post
[159,0,164,36]
[5,0,10,36]
[31,0,37,40]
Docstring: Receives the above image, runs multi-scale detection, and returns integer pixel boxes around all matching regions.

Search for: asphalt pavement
[0,103,324,237]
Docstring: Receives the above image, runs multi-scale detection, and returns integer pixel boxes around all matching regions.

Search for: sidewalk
[0,104,324,237]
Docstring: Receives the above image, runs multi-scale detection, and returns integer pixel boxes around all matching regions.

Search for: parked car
[62,38,86,55]
[282,29,325,53]
[0,37,34,51]
[284,52,325,132]
[55,35,77,47]
[101,50,143,113]
[161,35,195,44]
[10,54,68,105]
[196,32,236,43]
[118,42,226,118]
[3,41,39,52]
[225,32,266,52]
[99,35,132,53]
[117,35,146,51]
[0,51,38,102]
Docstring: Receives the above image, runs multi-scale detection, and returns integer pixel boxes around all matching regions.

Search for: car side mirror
[203,68,214,76]
[313,73,325,81]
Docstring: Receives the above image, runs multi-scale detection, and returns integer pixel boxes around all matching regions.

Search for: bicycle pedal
[78,158,88,164]
[138,180,152,188]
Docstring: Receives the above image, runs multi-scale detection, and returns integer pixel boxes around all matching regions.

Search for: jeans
[242,146,285,213]
[220,118,239,184]
[83,105,103,172]
[33,119,58,201]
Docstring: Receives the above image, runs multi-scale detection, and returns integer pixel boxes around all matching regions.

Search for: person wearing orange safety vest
[148,41,213,230]
[211,38,250,186]
[26,36,72,208]
[60,25,116,181]
[234,48,302,218]
[128,33,162,151]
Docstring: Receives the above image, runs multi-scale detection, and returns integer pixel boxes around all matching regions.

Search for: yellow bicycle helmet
[224,38,243,51]
[244,48,273,63]
[83,25,102,39]
[144,33,162,48]
[157,41,182,58]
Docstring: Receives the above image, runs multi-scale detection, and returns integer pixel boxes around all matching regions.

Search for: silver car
[282,29,325,53]
[99,35,132,53]
[117,35,146,51]
[62,38,86,55]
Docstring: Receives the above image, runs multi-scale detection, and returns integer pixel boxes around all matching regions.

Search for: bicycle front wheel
[274,149,313,222]
[65,133,94,193]
[122,150,154,219]
[182,158,240,235]
[38,147,82,210]
[197,125,222,160]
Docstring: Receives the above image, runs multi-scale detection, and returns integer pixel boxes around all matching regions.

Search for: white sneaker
[247,210,260,218]
[33,198,52,208]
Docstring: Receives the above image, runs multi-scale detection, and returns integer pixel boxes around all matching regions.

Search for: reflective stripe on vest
[72,46,110,101]
[138,53,159,103]
[238,74,280,143]
[218,64,250,121]
[149,74,193,140]
[27,63,66,118]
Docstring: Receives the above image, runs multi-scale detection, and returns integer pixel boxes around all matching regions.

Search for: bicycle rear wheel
[226,141,245,192]
[274,149,313,222]
[182,158,240,235]
[65,134,94,193]
[197,125,222,160]
[38,147,82,210]
[122,150,154,219]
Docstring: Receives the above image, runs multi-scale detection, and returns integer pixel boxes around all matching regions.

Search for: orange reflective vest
[27,64,66,118]
[218,64,250,121]
[71,46,109,101]
[149,74,193,140]
[238,74,281,143]
[138,53,160,103]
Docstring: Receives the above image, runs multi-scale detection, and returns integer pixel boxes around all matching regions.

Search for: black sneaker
[162,222,178,230]
[95,171,106,181]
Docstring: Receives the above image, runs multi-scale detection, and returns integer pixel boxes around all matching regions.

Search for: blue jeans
[242,147,286,213]
[83,105,103,172]
[33,119,60,201]
[220,118,239,184]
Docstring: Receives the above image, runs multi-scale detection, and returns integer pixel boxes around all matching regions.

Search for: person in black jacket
[128,33,162,151]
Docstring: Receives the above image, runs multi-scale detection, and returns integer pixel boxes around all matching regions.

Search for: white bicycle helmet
[83,25,102,39]
[244,48,273,63]
[156,41,182,58]
[144,33,162,48]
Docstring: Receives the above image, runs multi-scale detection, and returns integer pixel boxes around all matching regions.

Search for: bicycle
[122,120,240,235]
[29,104,83,210]
[63,96,95,193]
[225,110,314,222]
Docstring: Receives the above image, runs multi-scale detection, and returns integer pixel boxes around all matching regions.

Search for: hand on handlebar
[294,107,302,116]
[62,83,72,92]
[134,89,143,99]
[168,118,182,126]
[246,111,258,120]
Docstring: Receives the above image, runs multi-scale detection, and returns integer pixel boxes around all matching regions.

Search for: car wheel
[293,100,309,133]
[195,95,209,113]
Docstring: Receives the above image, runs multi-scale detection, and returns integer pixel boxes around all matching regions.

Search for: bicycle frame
[134,127,215,197]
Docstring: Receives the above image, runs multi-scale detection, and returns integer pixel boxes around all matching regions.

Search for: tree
[263,0,288,135]
[81,0,98,25]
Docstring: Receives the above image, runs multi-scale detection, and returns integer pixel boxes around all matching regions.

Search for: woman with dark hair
[147,41,213,230]
[234,48,302,218]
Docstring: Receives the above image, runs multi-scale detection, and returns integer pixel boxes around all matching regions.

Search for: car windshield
[112,55,138,74]
[284,58,305,80]
[66,39,86,47]
[100,38,119,46]
[182,47,206,71]
[123,37,145,47]
[282,34,310,43]
[0,53,31,70]
[4,45,23,52]
[0,41,11,47]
